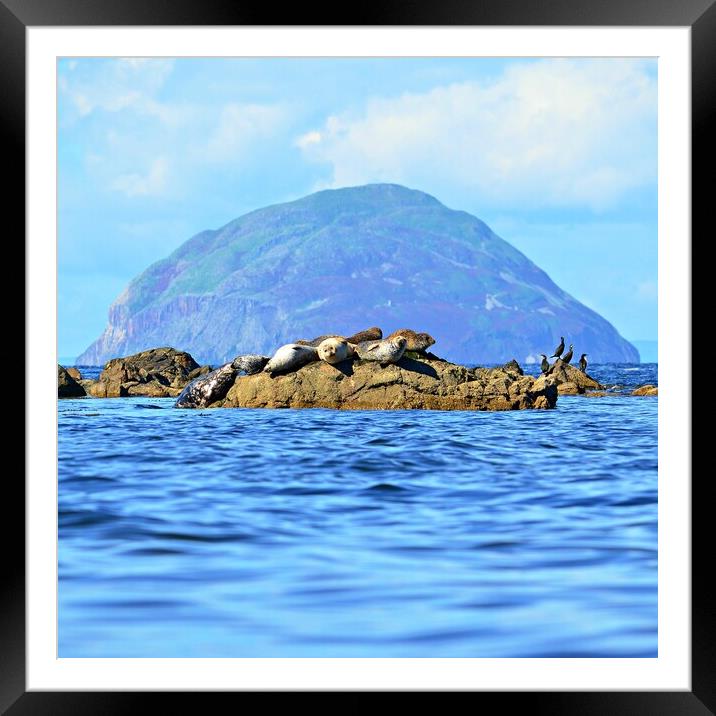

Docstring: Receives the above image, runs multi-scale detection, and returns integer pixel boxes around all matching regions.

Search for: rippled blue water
[59,363,657,657]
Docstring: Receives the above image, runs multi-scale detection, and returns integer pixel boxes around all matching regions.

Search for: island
[57,345,630,411]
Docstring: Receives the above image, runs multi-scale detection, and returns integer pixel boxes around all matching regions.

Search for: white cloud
[59,58,175,120]
[297,59,656,210]
[111,157,169,197]
[204,103,287,161]
[295,130,322,149]
[65,60,288,198]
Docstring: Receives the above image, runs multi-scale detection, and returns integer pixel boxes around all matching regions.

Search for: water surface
[59,363,657,657]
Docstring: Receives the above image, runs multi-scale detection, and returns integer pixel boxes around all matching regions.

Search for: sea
[58,363,658,657]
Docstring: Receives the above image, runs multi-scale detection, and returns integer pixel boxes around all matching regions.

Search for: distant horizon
[59,58,657,357]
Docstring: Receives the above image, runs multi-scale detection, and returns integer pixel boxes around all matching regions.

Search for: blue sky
[58,57,657,359]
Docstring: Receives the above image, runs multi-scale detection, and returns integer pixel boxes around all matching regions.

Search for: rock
[66,367,82,380]
[405,350,448,362]
[187,365,213,380]
[632,385,658,396]
[557,382,581,395]
[532,360,602,394]
[128,383,184,397]
[502,359,524,375]
[58,365,86,398]
[87,380,109,398]
[222,355,557,411]
[90,347,200,398]
[77,185,641,367]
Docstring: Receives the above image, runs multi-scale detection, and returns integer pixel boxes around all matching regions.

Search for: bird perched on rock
[551,337,565,359]
[579,353,588,372]
[562,344,574,365]
[540,354,550,374]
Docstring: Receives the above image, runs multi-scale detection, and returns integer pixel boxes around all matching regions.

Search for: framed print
[9,0,708,710]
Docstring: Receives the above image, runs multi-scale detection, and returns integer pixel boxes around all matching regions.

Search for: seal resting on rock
[263,344,318,377]
[345,326,383,344]
[355,336,407,364]
[317,337,355,365]
[296,326,382,347]
[231,354,270,375]
[386,328,435,353]
[174,362,237,408]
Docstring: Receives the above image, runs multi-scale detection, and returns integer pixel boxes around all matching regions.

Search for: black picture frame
[7,0,706,710]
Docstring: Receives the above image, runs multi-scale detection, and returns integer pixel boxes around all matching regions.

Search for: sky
[58,57,657,359]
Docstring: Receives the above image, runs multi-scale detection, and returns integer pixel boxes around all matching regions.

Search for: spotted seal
[296,326,382,347]
[232,353,270,375]
[174,362,236,408]
[355,336,407,363]
[263,344,318,377]
[317,337,355,365]
[386,329,435,353]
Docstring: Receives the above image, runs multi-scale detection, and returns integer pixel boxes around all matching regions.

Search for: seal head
[231,354,270,375]
[386,329,435,353]
[317,337,355,365]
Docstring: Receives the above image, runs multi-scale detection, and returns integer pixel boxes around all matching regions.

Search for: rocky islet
[58,334,651,410]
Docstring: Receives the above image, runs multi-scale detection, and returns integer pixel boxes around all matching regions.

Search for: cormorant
[551,337,565,358]
[579,353,588,372]
[562,344,574,364]
[540,354,550,374]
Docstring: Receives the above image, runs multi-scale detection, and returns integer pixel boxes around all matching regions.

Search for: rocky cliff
[78,184,639,366]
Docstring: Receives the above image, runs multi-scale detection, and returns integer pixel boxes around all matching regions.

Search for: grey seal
[174,362,236,408]
[386,329,435,353]
[232,354,270,375]
[263,344,318,376]
[355,336,407,364]
[296,326,383,347]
